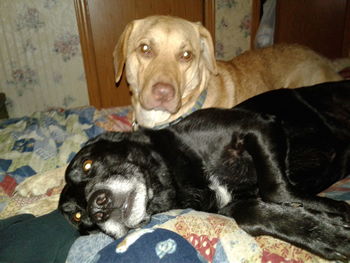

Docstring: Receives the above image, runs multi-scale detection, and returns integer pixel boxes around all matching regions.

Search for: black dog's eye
[73,212,82,222]
[82,160,93,172]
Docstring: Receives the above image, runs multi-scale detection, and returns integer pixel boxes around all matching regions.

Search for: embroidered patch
[155,238,177,259]
[116,228,155,253]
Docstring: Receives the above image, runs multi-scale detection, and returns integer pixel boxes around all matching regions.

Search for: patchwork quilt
[0,106,131,199]
[0,106,349,263]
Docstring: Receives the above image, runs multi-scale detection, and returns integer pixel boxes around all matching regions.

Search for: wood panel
[343,0,350,56]
[274,0,349,59]
[74,0,215,108]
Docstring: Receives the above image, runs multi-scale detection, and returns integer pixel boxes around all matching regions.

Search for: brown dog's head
[113,15,217,127]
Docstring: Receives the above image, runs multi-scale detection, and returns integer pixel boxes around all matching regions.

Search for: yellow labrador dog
[114,15,345,128]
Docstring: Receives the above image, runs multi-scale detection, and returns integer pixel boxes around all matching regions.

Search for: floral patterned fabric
[215,0,252,60]
[0,0,89,118]
[67,209,345,263]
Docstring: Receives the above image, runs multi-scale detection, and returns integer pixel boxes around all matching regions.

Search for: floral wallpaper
[0,0,252,118]
[0,0,89,118]
[215,0,252,61]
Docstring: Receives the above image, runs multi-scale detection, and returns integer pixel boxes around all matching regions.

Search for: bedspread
[0,106,349,263]
[0,106,132,215]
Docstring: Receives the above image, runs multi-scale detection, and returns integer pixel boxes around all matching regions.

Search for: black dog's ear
[85,132,129,146]
[125,143,154,167]
[58,184,98,235]
[87,129,152,148]
[148,150,171,182]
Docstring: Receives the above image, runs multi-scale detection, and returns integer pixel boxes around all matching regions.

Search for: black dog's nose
[95,192,108,206]
[88,189,113,223]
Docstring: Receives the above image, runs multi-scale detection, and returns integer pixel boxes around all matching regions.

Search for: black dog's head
[58,131,168,238]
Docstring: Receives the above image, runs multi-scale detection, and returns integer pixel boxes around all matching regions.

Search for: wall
[215,0,252,61]
[0,0,89,118]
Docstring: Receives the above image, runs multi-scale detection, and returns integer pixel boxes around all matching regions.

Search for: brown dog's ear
[197,23,218,75]
[113,21,135,83]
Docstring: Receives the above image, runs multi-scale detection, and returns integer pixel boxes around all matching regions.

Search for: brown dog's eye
[73,212,81,222]
[139,44,152,56]
[82,160,93,172]
[179,51,192,62]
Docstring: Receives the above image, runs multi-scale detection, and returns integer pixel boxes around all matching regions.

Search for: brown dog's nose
[152,82,175,102]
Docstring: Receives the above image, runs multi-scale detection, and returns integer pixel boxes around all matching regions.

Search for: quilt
[0,106,132,215]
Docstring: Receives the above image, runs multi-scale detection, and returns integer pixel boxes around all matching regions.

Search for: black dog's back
[238,80,350,136]
[238,81,350,193]
[172,81,350,194]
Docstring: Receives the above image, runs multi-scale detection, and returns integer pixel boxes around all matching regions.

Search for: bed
[0,105,349,263]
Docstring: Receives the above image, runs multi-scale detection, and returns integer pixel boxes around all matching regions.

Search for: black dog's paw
[323,246,350,262]
[339,201,350,223]
[324,202,350,228]
[320,226,350,261]
[286,209,350,261]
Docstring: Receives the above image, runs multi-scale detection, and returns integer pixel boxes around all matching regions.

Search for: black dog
[59,80,350,261]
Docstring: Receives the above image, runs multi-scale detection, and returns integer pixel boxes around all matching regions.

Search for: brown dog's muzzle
[139,58,182,113]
